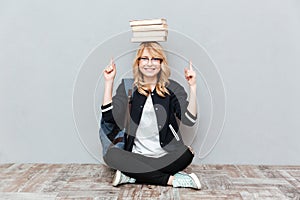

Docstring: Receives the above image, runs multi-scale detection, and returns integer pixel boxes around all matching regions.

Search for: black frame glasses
[138,57,163,65]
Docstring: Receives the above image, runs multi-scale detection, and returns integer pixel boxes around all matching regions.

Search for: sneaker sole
[189,173,202,189]
[112,170,121,187]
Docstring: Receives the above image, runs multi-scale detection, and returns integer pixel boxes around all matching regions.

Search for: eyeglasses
[138,57,163,65]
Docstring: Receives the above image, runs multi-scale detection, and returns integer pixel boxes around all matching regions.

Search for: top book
[129,18,167,26]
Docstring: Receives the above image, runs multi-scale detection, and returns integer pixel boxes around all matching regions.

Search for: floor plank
[0,164,299,199]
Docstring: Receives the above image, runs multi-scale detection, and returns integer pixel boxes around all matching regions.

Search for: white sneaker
[112,170,136,186]
[172,172,202,190]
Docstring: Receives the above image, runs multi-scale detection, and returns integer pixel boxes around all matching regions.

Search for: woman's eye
[152,58,160,61]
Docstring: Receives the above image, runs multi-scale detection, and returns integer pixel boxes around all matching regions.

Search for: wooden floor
[0,164,299,200]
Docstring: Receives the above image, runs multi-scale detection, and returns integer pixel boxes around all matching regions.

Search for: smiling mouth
[143,67,156,71]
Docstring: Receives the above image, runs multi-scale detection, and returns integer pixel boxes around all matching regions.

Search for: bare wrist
[105,79,114,85]
[190,84,197,91]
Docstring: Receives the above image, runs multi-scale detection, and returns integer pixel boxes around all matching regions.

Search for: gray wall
[1,0,299,165]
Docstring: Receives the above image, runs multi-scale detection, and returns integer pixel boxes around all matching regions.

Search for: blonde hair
[132,42,170,97]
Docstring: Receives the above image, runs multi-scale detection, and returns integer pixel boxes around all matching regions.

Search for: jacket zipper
[169,124,180,141]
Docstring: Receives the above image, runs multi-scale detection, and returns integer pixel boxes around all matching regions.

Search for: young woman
[101,42,201,189]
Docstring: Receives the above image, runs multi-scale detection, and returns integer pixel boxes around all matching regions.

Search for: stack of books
[129,18,168,43]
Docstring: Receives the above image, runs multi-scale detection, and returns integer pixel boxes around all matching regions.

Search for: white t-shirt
[132,94,168,158]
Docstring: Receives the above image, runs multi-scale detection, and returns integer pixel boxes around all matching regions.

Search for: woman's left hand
[184,61,197,87]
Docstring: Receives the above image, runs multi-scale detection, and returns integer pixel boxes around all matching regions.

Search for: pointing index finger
[110,57,116,69]
[110,58,114,66]
[189,60,193,71]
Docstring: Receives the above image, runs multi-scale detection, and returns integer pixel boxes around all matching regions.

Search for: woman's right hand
[103,58,116,82]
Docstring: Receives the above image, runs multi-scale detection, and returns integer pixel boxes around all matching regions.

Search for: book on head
[129,18,168,42]
[131,36,167,43]
[133,30,168,37]
[129,18,167,26]
[131,24,168,32]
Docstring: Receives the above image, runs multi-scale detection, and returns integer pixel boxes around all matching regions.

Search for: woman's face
[138,48,162,80]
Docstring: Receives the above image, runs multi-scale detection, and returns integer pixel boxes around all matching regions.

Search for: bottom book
[131,36,167,43]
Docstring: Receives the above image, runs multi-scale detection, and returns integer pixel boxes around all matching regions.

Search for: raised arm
[184,61,197,117]
[103,58,116,106]
[101,58,128,128]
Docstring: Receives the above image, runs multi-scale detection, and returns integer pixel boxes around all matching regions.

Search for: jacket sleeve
[169,80,197,126]
[101,81,128,129]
